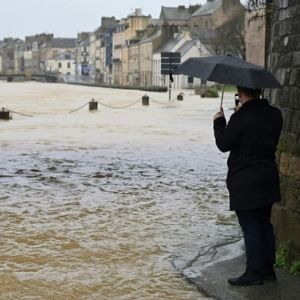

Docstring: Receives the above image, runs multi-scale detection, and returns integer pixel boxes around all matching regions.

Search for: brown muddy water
[0,82,239,299]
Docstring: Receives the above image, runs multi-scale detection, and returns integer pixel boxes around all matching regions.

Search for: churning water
[0,82,239,299]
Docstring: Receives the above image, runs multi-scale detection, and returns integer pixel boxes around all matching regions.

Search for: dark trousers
[236,205,276,273]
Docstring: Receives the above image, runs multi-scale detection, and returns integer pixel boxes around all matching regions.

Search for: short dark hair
[237,86,262,99]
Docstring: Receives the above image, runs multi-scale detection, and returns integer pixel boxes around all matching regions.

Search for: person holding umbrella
[176,56,283,286]
[214,86,282,285]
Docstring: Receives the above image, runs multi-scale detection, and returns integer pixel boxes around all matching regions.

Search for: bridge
[0,73,58,82]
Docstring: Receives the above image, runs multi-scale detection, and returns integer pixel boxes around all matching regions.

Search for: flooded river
[0,82,239,299]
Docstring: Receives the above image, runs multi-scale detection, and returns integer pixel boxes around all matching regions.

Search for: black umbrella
[174,55,281,108]
[174,55,281,89]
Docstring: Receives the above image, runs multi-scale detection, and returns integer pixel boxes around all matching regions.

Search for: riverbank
[179,239,300,300]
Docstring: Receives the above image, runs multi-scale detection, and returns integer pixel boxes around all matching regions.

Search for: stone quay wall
[268,0,300,259]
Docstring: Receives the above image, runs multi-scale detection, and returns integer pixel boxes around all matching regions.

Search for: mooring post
[89,98,98,111]
[177,93,183,101]
[0,108,12,120]
[142,95,149,106]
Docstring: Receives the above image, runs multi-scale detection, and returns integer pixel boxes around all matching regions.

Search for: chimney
[135,8,142,16]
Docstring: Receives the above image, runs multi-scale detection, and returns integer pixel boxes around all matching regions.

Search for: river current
[0,82,239,299]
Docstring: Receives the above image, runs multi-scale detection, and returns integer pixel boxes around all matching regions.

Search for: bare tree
[191,14,245,58]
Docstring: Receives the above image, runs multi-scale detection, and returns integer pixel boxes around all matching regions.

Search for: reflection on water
[0,82,238,299]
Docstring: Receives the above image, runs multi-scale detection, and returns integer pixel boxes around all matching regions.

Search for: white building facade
[153,33,211,89]
[45,52,76,77]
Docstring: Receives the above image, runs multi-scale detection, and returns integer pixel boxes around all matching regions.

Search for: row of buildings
[0,0,265,89]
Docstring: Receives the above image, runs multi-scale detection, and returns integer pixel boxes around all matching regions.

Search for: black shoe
[263,269,277,281]
[228,270,264,286]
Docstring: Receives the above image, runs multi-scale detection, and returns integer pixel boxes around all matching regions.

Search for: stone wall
[268,0,300,259]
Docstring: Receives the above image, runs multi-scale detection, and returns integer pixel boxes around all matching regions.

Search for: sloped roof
[51,38,76,48]
[80,38,90,47]
[53,52,75,61]
[150,18,163,26]
[192,0,222,17]
[155,35,183,53]
[177,40,197,56]
[160,6,191,21]
[138,29,161,45]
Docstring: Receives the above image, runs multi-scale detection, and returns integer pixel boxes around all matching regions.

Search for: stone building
[75,32,91,76]
[267,0,300,260]
[112,25,125,84]
[0,38,24,74]
[189,0,244,30]
[127,43,140,86]
[93,17,119,84]
[138,29,162,86]
[43,38,76,60]
[24,34,53,74]
[244,7,266,66]
[160,6,192,27]
[112,9,151,85]
[14,42,25,73]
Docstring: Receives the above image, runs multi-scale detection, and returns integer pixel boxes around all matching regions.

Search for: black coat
[213,98,283,211]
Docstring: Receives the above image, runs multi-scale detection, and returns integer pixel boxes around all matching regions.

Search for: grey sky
[0,0,210,40]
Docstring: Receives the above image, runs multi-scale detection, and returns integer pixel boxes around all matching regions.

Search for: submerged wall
[268,0,300,259]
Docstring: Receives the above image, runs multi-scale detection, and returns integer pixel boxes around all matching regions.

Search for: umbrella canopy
[174,55,281,89]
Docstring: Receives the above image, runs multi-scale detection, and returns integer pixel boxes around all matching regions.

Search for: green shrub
[290,261,300,276]
[275,240,292,268]
[194,86,219,97]
[206,87,219,98]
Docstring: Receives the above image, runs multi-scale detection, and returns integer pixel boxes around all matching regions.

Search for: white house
[45,52,76,77]
[153,32,211,89]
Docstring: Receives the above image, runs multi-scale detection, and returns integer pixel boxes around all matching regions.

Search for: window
[58,62,62,68]
[67,62,71,68]
[188,76,194,84]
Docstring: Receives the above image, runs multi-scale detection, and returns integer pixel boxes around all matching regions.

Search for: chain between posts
[4,107,34,117]
[94,97,141,109]
[149,96,177,104]
[69,101,90,113]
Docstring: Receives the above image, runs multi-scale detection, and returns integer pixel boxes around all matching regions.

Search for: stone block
[275,68,289,85]
[288,87,300,108]
[279,53,293,67]
[277,0,289,9]
[279,7,298,20]
[291,110,300,135]
[270,52,280,68]
[293,51,300,66]
[287,34,300,51]
[279,19,293,36]
[279,174,289,205]
[279,152,300,179]
[288,69,298,85]
[272,22,280,37]
[285,177,300,213]
[272,206,300,254]
[292,15,300,35]
[281,108,293,132]
[286,133,298,154]
[277,132,299,156]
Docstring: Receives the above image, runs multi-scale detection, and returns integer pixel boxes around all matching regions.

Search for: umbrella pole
[220,84,225,110]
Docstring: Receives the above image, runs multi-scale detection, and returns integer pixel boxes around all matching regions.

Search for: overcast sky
[0,0,212,40]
